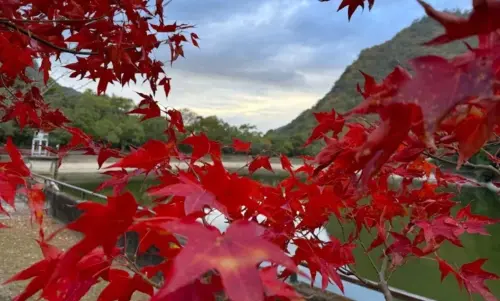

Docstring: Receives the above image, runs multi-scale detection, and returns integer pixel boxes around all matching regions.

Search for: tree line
[0,85,320,157]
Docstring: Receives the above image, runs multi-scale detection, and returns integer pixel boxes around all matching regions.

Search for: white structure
[31,130,49,156]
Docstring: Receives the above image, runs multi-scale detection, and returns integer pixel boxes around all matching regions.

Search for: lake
[66,174,500,301]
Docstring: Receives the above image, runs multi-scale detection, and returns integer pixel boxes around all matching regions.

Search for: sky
[51,0,472,133]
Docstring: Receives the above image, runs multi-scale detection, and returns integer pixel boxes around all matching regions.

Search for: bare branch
[0,19,97,55]
[379,254,393,301]
[424,151,500,178]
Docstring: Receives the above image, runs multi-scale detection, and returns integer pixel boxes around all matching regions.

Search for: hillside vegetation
[271,11,474,138]
[0,71,285,155]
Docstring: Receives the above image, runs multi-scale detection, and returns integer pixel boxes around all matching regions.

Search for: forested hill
[2,67,285,156]
[270,11,473,138]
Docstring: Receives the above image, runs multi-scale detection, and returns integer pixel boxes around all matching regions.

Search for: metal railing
[33,172,107,201]
[29,172,437,301]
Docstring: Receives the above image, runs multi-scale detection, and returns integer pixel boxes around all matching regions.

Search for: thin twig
[123,255,162,289]
[0,19,97,55]
[0,16,105,23]
[378,253,393,301]
[359,240,380,275]
[424,151,500,178]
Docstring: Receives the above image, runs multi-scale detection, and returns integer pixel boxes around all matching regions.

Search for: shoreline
[30,159,293,183]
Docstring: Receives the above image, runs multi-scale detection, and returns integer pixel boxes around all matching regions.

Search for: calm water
[67,174,500,301]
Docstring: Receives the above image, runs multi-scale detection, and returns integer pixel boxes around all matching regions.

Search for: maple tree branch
[0,19,97,55]
[0,75,19,101]
[122,255,162,289]
[359,241,380,275]
[0,16,105,24]
[424,151,500,178]
[378,253,393,301]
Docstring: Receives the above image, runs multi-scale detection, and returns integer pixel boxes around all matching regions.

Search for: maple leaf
[157,276,223,300]
[415,215,464,247]
[96,169,144,195]
[96,68,117,96]
[249,156,274,174]
[42,248,114,301]
[96,147,122,169]
[4,240,62,301]
[39,56,51,85]
[106,140,175,173]
[459,259,499,301]
[350,66,412,116]
[166,109,185,132]
[232,138,251,153]
[127,92,162,122]
[181,133,221,164]
[127,223,182,259]
[48,192,138,282]
[384,232,423,267]
[148,174,225,215]
[436,257,459,283]
[26,186,46,226]
[151,219,297,301]
[39,109,71,132]
[418,0,500,45]
[453,105,496,167]
[260,266,303,300]
[98,269,154,301]
[191,32,200,47]
[305,109,345,146]
[159,76,172,97]
[0,137,29,206]
[456,204,498,235]
[280,154,294,175]
[2,100,40,130]
[334,0,375,20]
[291,238,350,292]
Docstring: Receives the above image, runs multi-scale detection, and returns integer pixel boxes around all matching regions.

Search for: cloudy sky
[52,0,471,132]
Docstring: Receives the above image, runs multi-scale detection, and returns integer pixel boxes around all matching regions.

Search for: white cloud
[48,0,472,132]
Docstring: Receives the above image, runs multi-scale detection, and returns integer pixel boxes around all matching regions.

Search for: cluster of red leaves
[1,0,500,301]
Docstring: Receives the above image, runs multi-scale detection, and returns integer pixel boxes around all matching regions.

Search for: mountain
[270,11,474,138]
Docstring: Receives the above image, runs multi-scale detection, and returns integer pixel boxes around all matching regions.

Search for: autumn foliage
[1,0,500,300]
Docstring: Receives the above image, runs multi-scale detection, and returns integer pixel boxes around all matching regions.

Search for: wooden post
[53,159,59,180]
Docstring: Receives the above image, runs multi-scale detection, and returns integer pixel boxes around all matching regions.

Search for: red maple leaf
[260,266,303,300]
[47,192,138,283]
[232,138,251,153]
[435,257,459,283]
[4,240,62,301]
[415,215,464,247]
[384,232,423,267]
[96,68,117,96]
[181,133,221,164]
[280,154,294,175]
[98,269,154,300]
[459,259,499,301]
[42,248,114,301]
[148,173,225,215]
[456,204,498,235]
[106,140,175,173]
[127,92,162,122]
[150,219,297,301]
[0,137,29,207]
[418,0,500,45]
[249,156,273,174]
[96,169,144,195]
[332,0,375,20]
[166,109,185,133]
[305,109,345,146]
[291,238,349,292]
